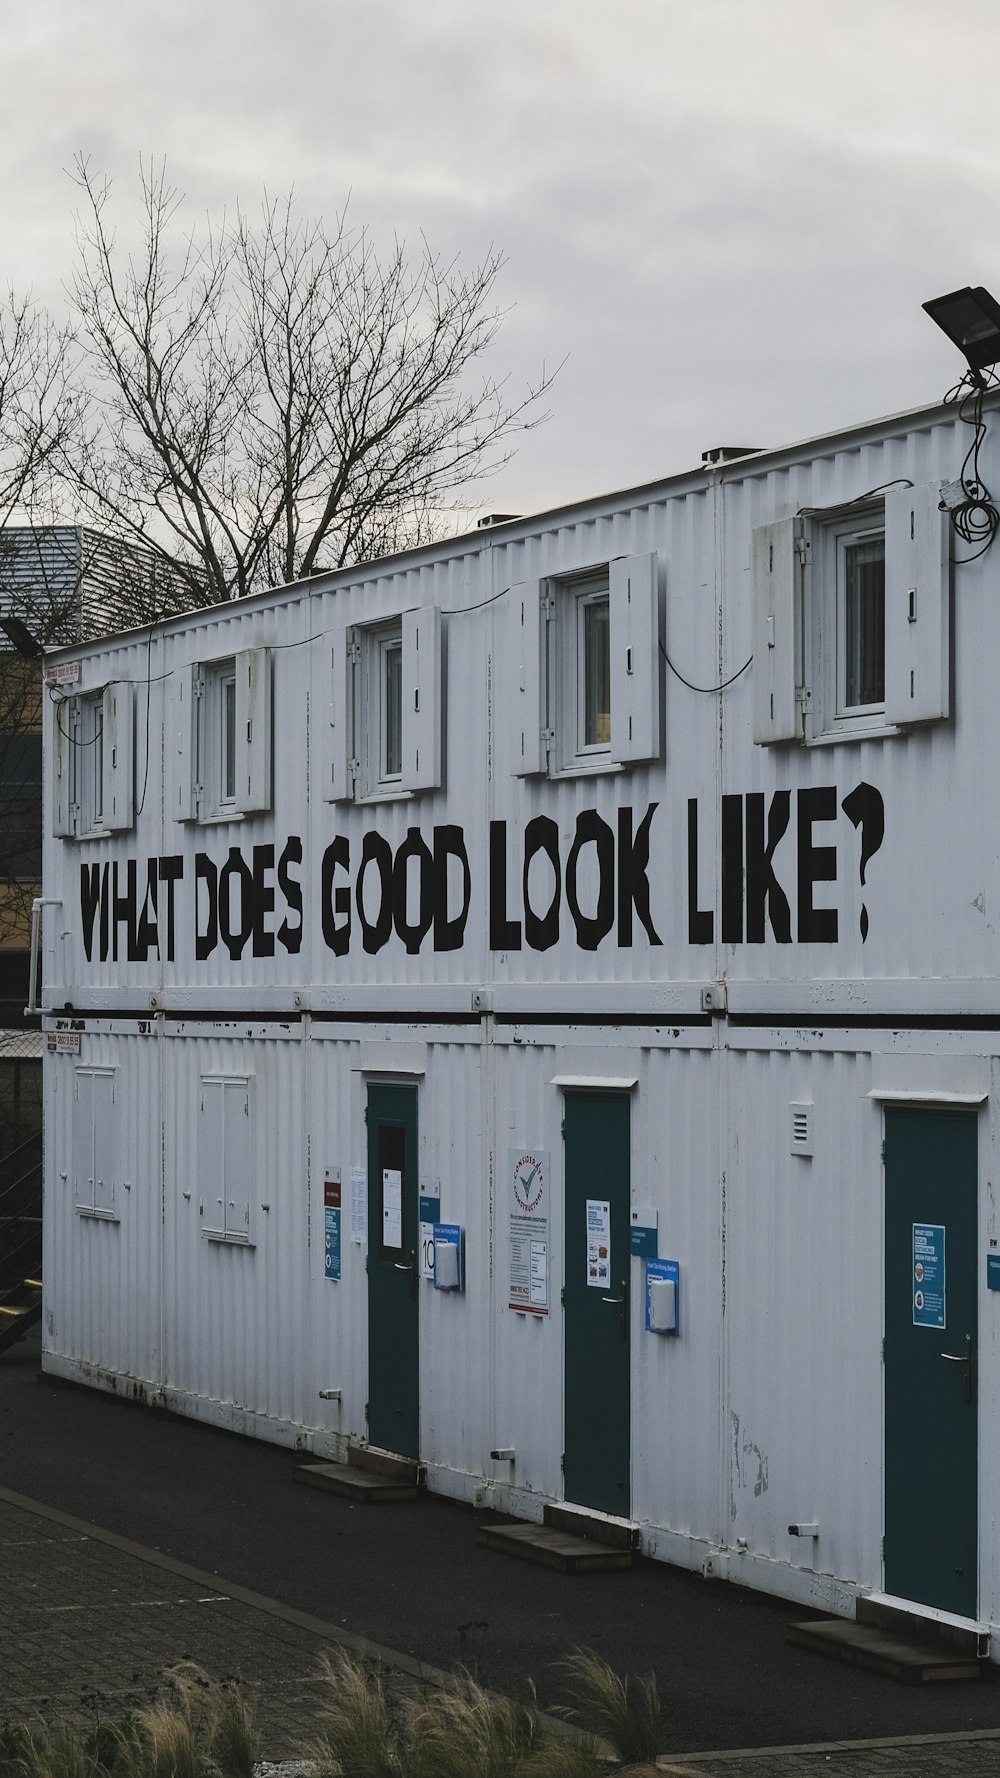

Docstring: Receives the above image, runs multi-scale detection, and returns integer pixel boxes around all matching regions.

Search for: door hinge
[560,1119,565,1139]
[880,1140,885,1164]
[560,1286,566,1308]
[364,1107,369,1125]
[560,1450,565,1471]
[881,1337,885,1364]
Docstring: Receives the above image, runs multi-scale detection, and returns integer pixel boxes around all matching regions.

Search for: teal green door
[367,1082,419,1458]
[884,1106,978,1616]
[563,1091,631,1516]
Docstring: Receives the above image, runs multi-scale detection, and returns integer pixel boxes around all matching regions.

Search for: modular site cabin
[35,389,1000,1642]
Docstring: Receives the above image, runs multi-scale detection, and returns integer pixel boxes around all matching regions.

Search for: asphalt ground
[4,1326,1000,1768]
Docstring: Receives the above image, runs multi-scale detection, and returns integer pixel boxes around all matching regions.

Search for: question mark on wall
[840,781,885,943]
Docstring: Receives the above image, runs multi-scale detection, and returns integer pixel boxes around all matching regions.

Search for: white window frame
[554,570,613,773]
[816,508,887,738]
[199,1072,255,1245]
[325,605,443,803]
[362,620,405,796]
[752,484,950,747]
[52,682,134,839]
[174,648,272,823]
[511,552,660,778]
[201,658,239,817]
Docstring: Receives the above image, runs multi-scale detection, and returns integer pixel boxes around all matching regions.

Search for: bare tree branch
[58,157,555,600]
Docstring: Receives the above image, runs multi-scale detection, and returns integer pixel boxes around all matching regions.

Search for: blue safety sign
[324,1205,342,1281]
[912,1223,945,1328]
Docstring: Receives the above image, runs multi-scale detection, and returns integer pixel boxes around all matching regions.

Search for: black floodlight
[923,285,1000,376]
[0,614,42,658]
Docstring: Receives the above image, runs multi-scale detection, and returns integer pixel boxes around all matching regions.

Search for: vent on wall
[790,1102,814,1157]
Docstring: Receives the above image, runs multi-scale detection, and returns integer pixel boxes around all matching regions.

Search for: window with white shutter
[751,484,950,746]
[510,553,661,777]
[199,1074,254,1244]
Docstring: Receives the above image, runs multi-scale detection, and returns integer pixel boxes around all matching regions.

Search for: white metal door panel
[235,648,272,813]
[402,604,442,791]
[511,580,547,776]
[172,664,199,822]
[102,682,134,832]
[325,625,354,802]
[609,551,660,763]
[751,517,801,743]
[884,482,950,725]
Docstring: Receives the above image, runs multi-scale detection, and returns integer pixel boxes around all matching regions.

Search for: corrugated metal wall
[39,393,1000,1633]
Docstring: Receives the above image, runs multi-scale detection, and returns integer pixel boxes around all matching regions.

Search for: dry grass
[554,1647,662,1767]
[0,1645,663,1776]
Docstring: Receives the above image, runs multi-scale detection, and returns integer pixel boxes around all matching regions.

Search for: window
[325,606,442,803]
[52,682,134,838]
[511,552,660,777]
[0,731,42,881]
[823,511,886,730]
[199,1074,254,1243]
[173,648,272,823]
[364,622,404,794]
[73,1066,118,1219]
[201,658,239,815]
[752,483,949,746]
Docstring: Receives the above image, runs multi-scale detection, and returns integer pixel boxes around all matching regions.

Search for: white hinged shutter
[325,625,355,802]
[235,648,272,813]
[511,579,547,775]
[52,697,75,836]
[401,605,442,792]
[884,483,950,725]
[102,681,134,831]
[752,516,802,743]
[172,665,199,822]
[609,551,660,763]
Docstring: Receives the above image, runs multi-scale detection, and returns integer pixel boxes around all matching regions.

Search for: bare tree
[62,158,553,603]
[0,291,77,529]
[0,297,79,956]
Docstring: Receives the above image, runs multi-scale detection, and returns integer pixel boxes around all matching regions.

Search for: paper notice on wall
[508,1148,549,1314]
[383,1168,402,1249]
[586,1199,611,1288]
[530,1240,548,1306]
[350,1167,367,1244]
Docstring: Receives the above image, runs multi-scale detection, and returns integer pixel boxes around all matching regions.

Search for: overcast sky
[5,0,999,517]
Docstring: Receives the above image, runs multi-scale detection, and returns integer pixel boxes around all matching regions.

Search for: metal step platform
[477,1502,636,1573]
[293,1441,423,1503]
[787,1594,988,1684]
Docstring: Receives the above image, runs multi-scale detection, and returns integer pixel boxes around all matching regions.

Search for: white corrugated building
[36,387,1000,1646]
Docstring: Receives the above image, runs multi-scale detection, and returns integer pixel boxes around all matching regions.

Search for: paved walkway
[0,1487,447,1762]
[5,1486,1000,1776]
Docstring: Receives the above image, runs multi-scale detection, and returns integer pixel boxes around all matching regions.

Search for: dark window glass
[844,537,885,708]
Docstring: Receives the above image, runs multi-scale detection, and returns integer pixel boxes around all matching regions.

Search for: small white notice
[350,1166,367,1244]
[586,1199,611,1288]
[383,1168,402,1248]
[530,1240,548,1306]
[508,1147,549,1314]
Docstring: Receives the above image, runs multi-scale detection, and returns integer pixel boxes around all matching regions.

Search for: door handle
[394,1250,417,1299]
[602,1279,628,1340]
[941,1333,973,1405]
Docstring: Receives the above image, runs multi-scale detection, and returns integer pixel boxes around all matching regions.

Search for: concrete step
[477,1518,633,1573]
[786,1617,983,1684]
[857,1592,989,1658]
[347,1443,423,1486]
[543,1501,638,1551]
[293,1460,421,1503]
